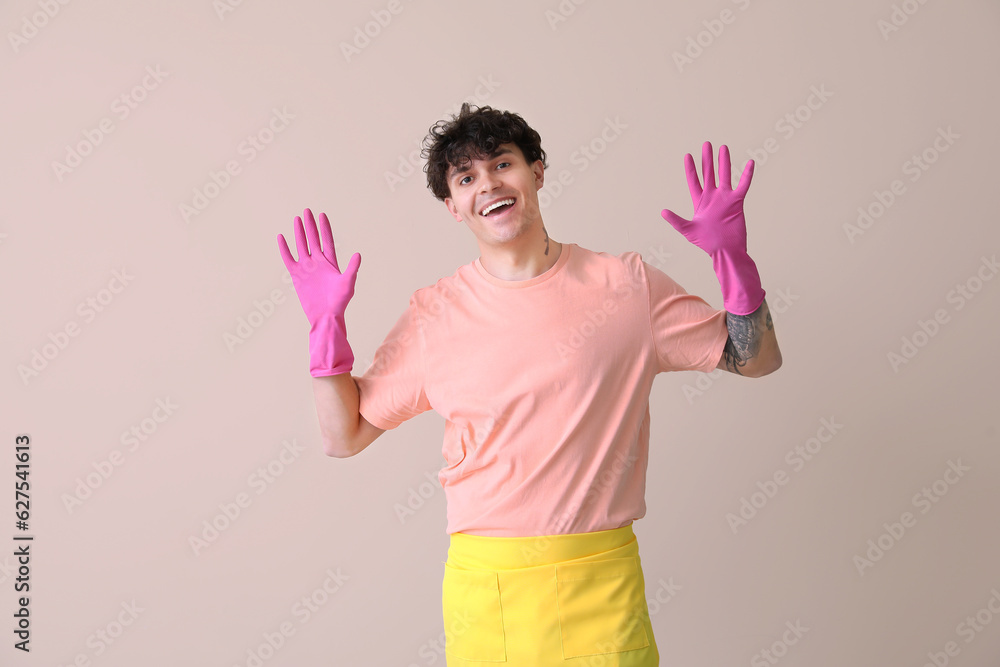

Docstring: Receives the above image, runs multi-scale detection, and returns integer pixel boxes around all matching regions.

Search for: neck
[478,225,561,281]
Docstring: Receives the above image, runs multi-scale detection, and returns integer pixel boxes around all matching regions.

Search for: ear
[445,197,462,222]
[532,160,545,190]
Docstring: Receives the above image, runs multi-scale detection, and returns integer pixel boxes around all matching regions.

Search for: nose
[479,169,502,192]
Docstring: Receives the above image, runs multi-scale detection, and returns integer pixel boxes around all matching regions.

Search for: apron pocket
[555,555,650,658]
[442,562,507,662]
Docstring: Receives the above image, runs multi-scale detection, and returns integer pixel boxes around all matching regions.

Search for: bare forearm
[718,298,782,377]
[311,373,363,457]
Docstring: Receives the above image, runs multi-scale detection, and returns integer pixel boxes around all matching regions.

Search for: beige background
[3,0,999,665]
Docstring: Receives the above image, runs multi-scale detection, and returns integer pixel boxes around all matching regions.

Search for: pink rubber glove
[660,142,766,316]
[277,208,361,377]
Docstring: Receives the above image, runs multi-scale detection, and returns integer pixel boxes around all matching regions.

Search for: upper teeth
[481,198,514,216]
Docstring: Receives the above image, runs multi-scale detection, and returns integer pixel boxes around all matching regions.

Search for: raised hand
[659,142,765,316]
[660,141,754,257]
[277,208,361,376]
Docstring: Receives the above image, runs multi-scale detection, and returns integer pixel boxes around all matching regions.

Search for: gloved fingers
[701,141,716,190]
[317,211,339,270]
[735,158,755,198]
[683,152,702,204]
[660,208,692,234]
[277,233,297,272]
[293,212,310,262]
[302,208,321,259]
[344,252,362,282]
[719,144,732,190]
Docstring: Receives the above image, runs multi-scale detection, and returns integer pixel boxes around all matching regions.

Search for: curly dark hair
[421,103,548,201]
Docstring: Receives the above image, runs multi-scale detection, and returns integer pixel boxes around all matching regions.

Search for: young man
[277,103,781,666]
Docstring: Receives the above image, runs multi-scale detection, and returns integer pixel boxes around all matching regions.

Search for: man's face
[444,142,545,246]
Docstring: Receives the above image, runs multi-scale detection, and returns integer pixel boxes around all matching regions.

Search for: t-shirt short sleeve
[354,293,431,430]
[643,260,729,373]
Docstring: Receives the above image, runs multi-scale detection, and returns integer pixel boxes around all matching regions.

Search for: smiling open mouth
[480,198,516,217]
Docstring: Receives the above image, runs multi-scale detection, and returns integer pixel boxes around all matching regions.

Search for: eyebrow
[449,148,513,181]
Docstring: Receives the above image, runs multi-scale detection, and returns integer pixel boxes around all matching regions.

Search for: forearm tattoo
[721,301,773,375]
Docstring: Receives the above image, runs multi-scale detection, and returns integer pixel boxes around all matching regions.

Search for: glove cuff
[711,248,766,316]
[308,313,355,377]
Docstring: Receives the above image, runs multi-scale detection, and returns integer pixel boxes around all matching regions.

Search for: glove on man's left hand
[660,141,765,316]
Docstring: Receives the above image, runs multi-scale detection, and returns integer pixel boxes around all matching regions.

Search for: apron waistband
[445,522,637,570]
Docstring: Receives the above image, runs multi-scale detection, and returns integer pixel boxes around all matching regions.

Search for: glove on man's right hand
[277,208,361,377]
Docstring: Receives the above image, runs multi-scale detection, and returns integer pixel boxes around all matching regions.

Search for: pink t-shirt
[354,242,729,537]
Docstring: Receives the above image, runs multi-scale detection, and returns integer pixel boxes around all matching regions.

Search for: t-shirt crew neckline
[473,242,572,289]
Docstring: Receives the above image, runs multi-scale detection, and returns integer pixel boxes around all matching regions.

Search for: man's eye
[460,176,471,185]
[497,162,510,169]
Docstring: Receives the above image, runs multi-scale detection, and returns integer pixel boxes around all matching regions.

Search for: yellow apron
[441,522,659,666]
